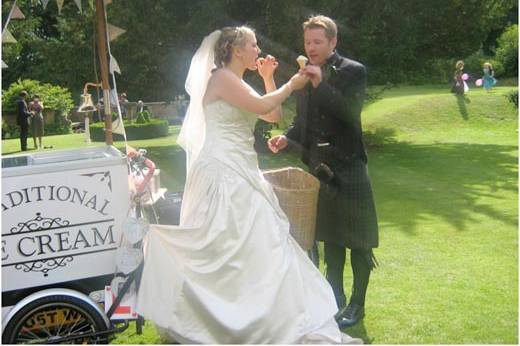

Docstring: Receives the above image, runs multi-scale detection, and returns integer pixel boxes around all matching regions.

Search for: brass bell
[78,93,96,112]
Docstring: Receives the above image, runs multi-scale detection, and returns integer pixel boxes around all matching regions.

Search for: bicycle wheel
[3,293,109,344]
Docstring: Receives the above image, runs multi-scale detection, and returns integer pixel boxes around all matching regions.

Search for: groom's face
[303,27,337,66]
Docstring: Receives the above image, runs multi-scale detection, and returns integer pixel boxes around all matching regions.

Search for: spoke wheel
[3,294,109,344]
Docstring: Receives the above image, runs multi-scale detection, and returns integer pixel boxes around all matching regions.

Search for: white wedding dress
[136,100,360,344]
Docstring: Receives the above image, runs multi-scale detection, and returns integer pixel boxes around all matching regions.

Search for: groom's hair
[302,15,337,40]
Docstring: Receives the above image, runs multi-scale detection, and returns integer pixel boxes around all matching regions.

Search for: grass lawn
[2,83,517,344]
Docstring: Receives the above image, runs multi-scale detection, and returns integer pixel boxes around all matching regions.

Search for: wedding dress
[136,30,361,344]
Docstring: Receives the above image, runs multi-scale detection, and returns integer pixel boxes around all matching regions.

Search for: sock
[350,249,372,306]
[324,242,347,309]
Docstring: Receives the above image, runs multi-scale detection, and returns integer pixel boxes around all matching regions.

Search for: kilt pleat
[314,159,378,249]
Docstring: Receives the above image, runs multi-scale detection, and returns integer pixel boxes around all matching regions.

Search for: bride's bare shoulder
[205,69,242,105]
[209,68,237,84]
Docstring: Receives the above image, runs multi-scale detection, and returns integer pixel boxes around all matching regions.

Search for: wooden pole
[95,0,113,145]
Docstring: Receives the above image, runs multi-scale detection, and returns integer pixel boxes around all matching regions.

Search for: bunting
[42,0,51,9]
[2,60,8,69]
[2,29,17,44]
[112,116,125,135]
[110,54,121,74]
[73,0,82,12]
[11,4,25,19]
[107,23,126,41]
[56,0,65,14]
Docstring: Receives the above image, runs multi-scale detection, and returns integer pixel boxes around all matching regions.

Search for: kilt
[314,158,379,249]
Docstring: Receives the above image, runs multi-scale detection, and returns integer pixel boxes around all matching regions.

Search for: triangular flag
[2,60,8,69]
[73,0,82,12]
[109,89,119,106]
[56,0,65,14]
[112,115,126,135]
[2,29,17,44]
[104,0,112,5]
[110,55,121,74]
[11,4,25,19]
[42,0,51,9]
[107,23,126,42]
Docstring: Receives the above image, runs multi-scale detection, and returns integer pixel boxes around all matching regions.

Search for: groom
[268,15,379,328]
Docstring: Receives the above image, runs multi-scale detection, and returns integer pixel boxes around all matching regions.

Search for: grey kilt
[314,158,379,249]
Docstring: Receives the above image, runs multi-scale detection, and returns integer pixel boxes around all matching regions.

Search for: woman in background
[29,95,44,149]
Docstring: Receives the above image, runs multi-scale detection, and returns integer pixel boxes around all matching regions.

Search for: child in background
[482,62,497,92]
[451,60,467,95]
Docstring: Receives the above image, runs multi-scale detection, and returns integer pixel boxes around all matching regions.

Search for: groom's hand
[304,65,322,88]
[268,135,288,154]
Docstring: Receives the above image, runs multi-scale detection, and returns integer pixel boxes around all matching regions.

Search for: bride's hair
[214,26,254,68]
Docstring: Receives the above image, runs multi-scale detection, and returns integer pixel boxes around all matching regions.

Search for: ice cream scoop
[296,55,308,69]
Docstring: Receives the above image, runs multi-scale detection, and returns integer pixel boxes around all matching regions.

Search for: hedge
[89,119,169,141]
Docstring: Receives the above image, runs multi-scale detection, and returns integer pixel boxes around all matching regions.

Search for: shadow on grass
[370,141,518,235]
[143,131,517,237]
[344,320,374,344]
[455,94,470,120]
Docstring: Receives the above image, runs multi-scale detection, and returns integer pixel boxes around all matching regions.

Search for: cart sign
[2,147,130,292]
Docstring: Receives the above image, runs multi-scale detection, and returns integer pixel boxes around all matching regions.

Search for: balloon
[462,73,469,81]
[475,79,483,87]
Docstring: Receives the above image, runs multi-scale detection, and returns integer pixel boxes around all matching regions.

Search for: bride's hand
[256,55,278,80]
[288,71,310,91]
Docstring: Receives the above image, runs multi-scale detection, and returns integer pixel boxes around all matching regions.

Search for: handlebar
[127,148,156,195]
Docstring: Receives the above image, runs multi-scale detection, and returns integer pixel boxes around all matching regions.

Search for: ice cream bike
[1,144,163,344]
[0,1,167,341]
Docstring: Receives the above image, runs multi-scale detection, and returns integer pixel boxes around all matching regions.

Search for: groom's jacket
[285,51,378,250]
[286,51,367,170]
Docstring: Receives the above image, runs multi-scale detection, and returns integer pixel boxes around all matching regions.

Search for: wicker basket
[263,167,320,250]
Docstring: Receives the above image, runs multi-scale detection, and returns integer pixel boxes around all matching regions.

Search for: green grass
[2,84,517,344]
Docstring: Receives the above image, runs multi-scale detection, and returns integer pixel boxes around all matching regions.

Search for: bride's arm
[256,56,283,123]
[260,76,283,123]
[207,69,300,119]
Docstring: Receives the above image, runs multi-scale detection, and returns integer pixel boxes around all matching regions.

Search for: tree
[2,0,516,98]
[2,0,96,101]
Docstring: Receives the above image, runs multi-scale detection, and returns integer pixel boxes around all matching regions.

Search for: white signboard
[2,147,130,292]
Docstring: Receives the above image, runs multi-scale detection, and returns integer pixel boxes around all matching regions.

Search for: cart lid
[2,145,127,177]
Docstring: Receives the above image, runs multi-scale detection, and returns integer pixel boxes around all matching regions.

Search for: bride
[136,26,362,344]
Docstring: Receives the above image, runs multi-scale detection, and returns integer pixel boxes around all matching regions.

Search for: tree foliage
[2,79,74,115]
[495,24,518,77]
[2,0,517,102]
[2,0,96,102]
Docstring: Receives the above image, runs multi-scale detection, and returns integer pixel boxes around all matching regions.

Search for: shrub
[2,119,71,139]
[89,119,169,141]
[2,79,74,116]
[253,119,275,153]
[44,122,72,136]
[506,89,518,108]
[496,25,518,77]
[2,121,19,139]
[136,110,152,124]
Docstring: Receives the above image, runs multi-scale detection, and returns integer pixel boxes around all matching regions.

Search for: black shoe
[335,302,365,328]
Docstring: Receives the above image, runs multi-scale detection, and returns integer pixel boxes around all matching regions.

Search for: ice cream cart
[1,146,141,343]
